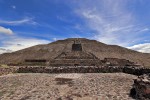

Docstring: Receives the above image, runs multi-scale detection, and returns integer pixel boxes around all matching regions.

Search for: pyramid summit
[0,38,150,67]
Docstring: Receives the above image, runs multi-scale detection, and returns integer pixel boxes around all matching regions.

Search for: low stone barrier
[1,65,150,78]
[0,67,18,76]
[16,66,150,75]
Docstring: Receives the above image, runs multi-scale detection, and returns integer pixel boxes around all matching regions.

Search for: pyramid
[49,39,102,66]
[0,38,150,67]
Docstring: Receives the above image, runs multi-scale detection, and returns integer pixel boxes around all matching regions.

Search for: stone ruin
[7,39,150,76]
[23,39,101,66]
[103,58,135,66]
[1,39,150,100]
[16,65,150,75]
[130,74,150,100]
[0,66,18,76]
[23,39,141,67]
[5,39,150,75]
[49,39,103,66]
[24,59,47,66]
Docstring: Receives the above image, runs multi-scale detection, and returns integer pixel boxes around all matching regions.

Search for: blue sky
[0,0,150,54]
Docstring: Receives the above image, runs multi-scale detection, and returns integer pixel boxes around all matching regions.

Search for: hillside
[0,38,150,67]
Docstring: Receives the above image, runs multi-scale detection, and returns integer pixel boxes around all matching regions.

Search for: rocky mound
[131,74,150,100]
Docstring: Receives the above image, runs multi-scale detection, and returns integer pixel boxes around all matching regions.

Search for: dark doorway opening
[72,44,82,51]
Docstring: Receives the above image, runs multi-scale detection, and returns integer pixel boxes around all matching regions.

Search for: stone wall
[20,57,141,68]
[0,67,18,76]
[103,58,135,66]
[16,66,150,75]
[49,59,102,66]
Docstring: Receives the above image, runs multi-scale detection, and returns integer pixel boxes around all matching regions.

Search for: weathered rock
[131,74,150,100]
[0,66,18,76]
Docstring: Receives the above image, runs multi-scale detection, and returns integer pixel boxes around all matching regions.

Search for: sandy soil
[0,73,137,100]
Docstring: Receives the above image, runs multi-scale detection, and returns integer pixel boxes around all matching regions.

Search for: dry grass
[0,64,10,68]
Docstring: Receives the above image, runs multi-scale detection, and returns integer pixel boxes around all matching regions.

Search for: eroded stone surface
[131,74,150,100]
[0,66,18,76]
[0,73,136,100]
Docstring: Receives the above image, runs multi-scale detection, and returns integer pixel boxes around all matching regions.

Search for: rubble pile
[131,74,150,100]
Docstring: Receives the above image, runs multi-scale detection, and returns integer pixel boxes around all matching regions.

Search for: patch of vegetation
[0,91,6,97]
[0,64,10,68]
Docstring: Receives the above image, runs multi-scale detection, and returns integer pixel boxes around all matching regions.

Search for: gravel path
[0,73,137,100]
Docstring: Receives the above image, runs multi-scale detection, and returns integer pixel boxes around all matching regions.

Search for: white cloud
[0,48,12,54]
[52,38,57,41]
[128,43,150,53]
[0,37,51,54]
[70,0,149,47]
[11,5,16,9]
[0,17,37,25]
[138,28,149,33]
[0,26,13,34]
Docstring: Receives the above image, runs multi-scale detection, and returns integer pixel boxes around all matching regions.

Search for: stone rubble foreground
[0,73,136,100]
[131,74,150,100]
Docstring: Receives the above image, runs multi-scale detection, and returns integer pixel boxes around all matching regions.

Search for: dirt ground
[0,73,137,100]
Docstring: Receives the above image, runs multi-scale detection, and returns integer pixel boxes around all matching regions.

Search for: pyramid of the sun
[49,39,102,66]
